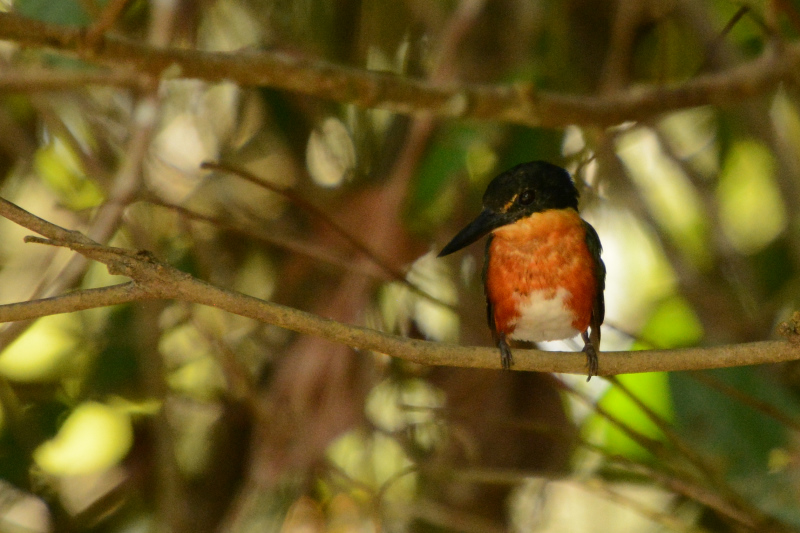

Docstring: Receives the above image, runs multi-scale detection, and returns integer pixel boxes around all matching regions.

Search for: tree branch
[0,69,142,91]
[0,283,152,321]
[0,196,797,376]
[0,12,796,127]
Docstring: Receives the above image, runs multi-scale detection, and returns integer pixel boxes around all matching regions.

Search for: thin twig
[146,197,389,279]
[559,380,671,459]
[85,0,132,49]
[719,6,750,39]
[690,371,800,433]
[0,282,149,321]
[202,161,407,280]
[581,440,756,529]
[606,376,721,478]
[579,478,694,532]
[604,376,770,526]
[202,161,454,309]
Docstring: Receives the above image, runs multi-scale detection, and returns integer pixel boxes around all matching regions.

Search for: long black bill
[438,209,505,257]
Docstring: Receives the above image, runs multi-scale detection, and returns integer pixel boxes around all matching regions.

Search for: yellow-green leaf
[34,401,133,476]
[0,315,82,382]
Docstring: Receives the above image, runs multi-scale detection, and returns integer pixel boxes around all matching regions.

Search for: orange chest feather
[485,209,597,335]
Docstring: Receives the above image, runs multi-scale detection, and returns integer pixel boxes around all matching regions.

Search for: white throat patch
[507,286,579,342]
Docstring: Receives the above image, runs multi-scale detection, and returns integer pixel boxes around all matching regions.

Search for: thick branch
[0,13,796,127]
[0,196,798,375]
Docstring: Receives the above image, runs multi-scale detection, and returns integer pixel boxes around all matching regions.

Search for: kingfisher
[438,161,605,379]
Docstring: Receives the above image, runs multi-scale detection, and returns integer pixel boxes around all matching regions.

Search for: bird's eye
[519,189,535,205]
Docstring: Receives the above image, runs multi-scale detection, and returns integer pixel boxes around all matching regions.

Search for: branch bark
[0,196,797,376]
[0,12,797,128]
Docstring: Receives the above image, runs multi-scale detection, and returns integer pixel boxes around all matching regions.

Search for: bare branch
[84,0,133,50]
[0,196,798,376]
[690,371,800,433]
[202,161,453,309]
[0,283,151,322]
[0,69,142,91]
[0,13,797,127]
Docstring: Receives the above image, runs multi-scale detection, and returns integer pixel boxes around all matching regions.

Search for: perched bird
[439,161,605,379]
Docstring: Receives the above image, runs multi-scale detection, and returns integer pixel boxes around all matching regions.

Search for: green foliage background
[0,0,800,532]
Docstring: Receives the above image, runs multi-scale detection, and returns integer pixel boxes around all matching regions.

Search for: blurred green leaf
[637,295,704,349]
[33,401,133,476]
[751,239,795,298]
[671,369,791,475]
[499,126,564,172]
[771,89,800,154]
[326,429,416,502]
[160,323,226,401]
[711,0,766,56]
[0,398,69,485]
[168,357,226,401]
[583,372,674,461]
[717,139,787,254]
[670,367,800,524]
[16,0,99,26]
[85,306,141,396]
[0,314,84,382]
[405,124,493,233]
[34,138,104,211]
[633,18,702,82]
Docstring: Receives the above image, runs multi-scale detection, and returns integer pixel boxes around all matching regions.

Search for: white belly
[507,287,580,342]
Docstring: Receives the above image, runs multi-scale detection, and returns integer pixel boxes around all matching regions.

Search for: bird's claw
[498,335,513,370]
[581,332,599,381]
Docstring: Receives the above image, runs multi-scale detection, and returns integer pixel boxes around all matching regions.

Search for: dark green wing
[583,220,605,347]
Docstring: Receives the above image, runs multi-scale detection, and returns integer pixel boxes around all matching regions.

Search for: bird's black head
[438,161,579,257]
[482,161,579,220]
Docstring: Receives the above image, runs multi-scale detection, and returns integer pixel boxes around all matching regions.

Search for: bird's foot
[581,331,599,381]
[498,334,513,370]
